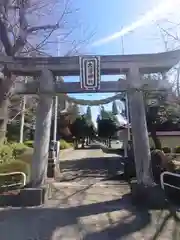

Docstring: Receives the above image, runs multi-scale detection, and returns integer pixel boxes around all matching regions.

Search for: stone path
[0,144,179,240]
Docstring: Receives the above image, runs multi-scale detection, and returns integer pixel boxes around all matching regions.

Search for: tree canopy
[97,106,121,138]
[144,74,180,148]
[70,106,96,139]
[112,101,118,115]
[86,106,92,121]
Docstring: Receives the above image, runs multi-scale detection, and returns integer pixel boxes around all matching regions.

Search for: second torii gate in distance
[1,50,180,188]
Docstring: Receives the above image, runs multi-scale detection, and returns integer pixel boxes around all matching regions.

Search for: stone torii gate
[1,50,180,188]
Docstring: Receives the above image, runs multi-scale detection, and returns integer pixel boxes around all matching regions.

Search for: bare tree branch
[0,19,13,55]
[32,0,73,51]
[0,0,96,141]
[0,2,13,55]
[11,1,29,55]
[156,20,180,47]
[159,26,179,42]
[156,20,180,98]
[27,24,59,33]
[0,0,95,97]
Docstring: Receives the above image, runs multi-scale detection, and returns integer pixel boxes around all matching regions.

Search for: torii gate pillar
[127,66,152,185]
[30,69,53,187]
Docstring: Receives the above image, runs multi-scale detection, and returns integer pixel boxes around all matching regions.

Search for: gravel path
[0,144,179,240]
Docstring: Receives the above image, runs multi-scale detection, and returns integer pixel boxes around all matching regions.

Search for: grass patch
[24,140,34,148]
[10,143,29,158]
[24,139,73,150]
[59,139,73,150]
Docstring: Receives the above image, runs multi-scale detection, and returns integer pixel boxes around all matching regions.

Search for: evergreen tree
[112,101,118,115]
[100,106,110,119]
[67,104,81,123]
[86,106,92,121]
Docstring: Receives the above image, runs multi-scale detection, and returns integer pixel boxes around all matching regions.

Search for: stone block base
[0,187,47,207]
[0,193,20,207]
[19,187,46,206]
[130,180,167,209]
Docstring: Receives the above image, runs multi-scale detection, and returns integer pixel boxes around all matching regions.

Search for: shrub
[162,147,171,153]
[151,150,166,183]
[18,148,33,165]
[24,140,34,148]
[0,160,30,187]
[24,139,72,150]
[174,146,180,153]
[10,143,29,158]
[0,160,30,176]
[0,143,30,164]
[0,144,14,163]
[60,139,72,150]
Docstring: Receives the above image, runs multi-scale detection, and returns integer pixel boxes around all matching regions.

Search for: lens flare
[92,0,180,47]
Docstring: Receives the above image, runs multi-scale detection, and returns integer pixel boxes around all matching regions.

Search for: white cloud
[92,0,180,47]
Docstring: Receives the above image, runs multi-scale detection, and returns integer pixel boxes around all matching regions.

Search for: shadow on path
[0,194,151,240]
[73,144,102,150]
[149,207,180,240]
[93,140,124,155]
[60,156,124,181]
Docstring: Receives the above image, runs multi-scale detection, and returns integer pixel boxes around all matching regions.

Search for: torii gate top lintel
[0,49,180,76]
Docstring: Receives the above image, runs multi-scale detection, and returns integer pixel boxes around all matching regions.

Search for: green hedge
[0,160,30,188]
[0,143,31,189]
[10,143,29,158]
[24,140,34,148]
[0,138,72,189]
[0,144,14,163]
[59,139,73,150]
[0,143,29,164]
[24,139,72,150]
[174,146,180,153]
[162,147,171,153]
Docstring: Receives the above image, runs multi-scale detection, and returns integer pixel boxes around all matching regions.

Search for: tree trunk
[176,67,180,97]
[108,137,112,148]
[0,99,9,144]
[0,74,16,143]
[81,137,85,148]
[150,128,162,149]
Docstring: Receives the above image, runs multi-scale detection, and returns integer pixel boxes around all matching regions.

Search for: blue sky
[59,0,179,125]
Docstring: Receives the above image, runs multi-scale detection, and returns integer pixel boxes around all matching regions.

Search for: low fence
[0,172,26,192]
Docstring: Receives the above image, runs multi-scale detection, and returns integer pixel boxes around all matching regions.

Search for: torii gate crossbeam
[0,50,179,76]
[14,79,171,94]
